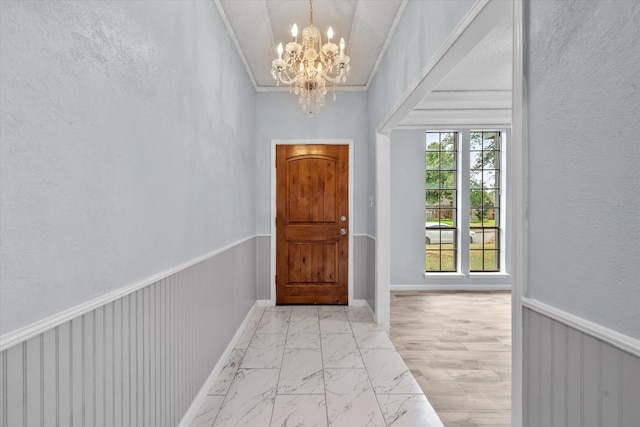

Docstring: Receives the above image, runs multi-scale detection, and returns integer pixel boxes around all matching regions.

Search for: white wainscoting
[522,304,640,427]
[256,235,271,300]
[0,237,257,427]
[354,234,375,303]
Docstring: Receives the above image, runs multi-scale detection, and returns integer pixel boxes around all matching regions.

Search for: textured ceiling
[215,0,512,127]
[216,0,405,89]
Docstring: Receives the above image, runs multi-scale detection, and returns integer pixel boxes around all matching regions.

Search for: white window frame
[424,128,511,285]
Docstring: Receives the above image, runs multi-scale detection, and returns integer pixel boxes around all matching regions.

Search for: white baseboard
[178,301,261,427]
[522,297,640,358]
[391,284,511,291]
[351,299,375,323]
[255,299,274,307]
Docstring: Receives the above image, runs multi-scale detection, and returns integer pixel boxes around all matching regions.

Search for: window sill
[423,272,510,279]
[469,272,510,279]
[423,272,466,279]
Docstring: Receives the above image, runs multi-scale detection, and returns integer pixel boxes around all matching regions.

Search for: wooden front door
[276,144,349,305]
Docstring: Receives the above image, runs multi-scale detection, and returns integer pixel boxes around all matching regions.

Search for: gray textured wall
[526,0,640,339]
[0,1,257,335]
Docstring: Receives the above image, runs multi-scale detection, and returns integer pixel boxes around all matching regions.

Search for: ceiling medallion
[271,0,351,115]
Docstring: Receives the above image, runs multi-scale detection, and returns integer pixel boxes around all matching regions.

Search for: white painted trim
[522,297,640,359]
[422,273,511,280]
[353,233,376,241]
[511,1,526,425]
[261,233,374,240]
[270,139,355,306]
[375,132,391,334]
[213,0,259,90]
[377,0,512,134]
[351,299,376,322]
[255,299,274,307]
[365,0,409,89]
[256,85,367,93]
[391,284,510,291]
[178,302,262,427]
[396,122,512,130]
[0,235,257,351]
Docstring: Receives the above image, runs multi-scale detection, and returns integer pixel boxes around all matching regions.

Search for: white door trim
[270,139,355,305]
[511,1,525,425]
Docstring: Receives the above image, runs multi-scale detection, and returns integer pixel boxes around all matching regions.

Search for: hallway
[189,305,442,426]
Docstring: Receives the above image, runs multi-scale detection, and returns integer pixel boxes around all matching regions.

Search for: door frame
[270,139,355,306]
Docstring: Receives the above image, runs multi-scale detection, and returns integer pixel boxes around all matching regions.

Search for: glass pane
[470,208,483,225]
[470,151,482,169]
[440,171,456,189]
[482,151,498,169]
[425,171,440,189]
[470,132,482,150]
[483,132,498,149]
[469,131,501,273]
[440,250,456,271]
[482,209,496,226]
[425,190,440,207]
[440,151,456,170]
[439,171,455,189]
[469,190,485,209]
[483,228,498,245]
[441,133,456,151]
[470,171,482,188]
[426,132,439,148]
[425,131,458,273]
[439,191,456,207]
[483,250,499,271]
[426,246,456,271]
[483,170,496,187]
[426,246,441,271]
[441,209,456,222]
[485,190,498,207]
[470,249,483,271]
[425,151,440,169]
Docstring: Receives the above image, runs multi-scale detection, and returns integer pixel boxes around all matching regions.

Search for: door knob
[340,228,347,235]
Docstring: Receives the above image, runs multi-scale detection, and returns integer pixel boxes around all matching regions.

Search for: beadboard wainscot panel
[365,235,376,311]
[354,234,371,300]
[0,236,258,427]
[522,300,640,427]
[353,235,376,311]
[256,234,271,300]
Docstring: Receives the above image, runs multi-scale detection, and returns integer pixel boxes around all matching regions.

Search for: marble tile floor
[190,305,443,427]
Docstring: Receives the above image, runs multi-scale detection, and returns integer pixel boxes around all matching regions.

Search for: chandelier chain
[309,0,313,26]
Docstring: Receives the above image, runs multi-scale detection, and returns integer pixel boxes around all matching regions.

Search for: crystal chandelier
[271,0,351,114]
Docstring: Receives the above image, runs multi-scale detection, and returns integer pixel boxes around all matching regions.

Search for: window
[425,130,504,273]
[425,132,457,272]
[470,131,500,272]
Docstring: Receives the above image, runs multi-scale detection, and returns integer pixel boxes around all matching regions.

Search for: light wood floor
[390,291,511,427]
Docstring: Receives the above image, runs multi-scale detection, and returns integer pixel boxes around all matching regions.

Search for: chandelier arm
[276,73,298,86]
[321,73,345,84]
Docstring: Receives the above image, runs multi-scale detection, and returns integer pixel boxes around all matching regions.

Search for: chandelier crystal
[271,0,351,114]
